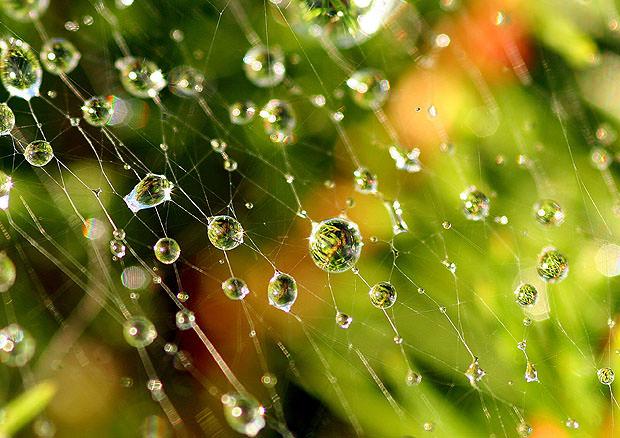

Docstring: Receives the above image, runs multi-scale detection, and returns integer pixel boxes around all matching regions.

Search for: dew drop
[309,217,363,273]
[222,277,250,300]
[537,247,568,283]
[260,99,296,143]
[460,186,490,221]
[116,56,166,98]
[122,315,157,348]
[82,95,115,127]
[229,101,256,125]
[168,65,204,98]
[124,174,174,213]
[389,145,421,173]
[268,271,298,312]
[369,281,397,309]
[0,102,15,135]
[346,68,390,109]
[383,199,409,235]
[0,324,35,367]
[40,38,80,75]
[207,215,244,250]
[175,309,196,330]
[243,45,286,88]
[153,237,181,264]
[0,38,42,100]
[533,199,564,226]
[221,392,266,437]
[335,312,352,329]
[24,140,53,167]
[514,283,538,307]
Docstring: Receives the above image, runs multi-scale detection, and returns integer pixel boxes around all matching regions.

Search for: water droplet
[514,283,538,307]
[389,145,421,173]
[537,247,568,283]
[123,315,157,348]
[261,372,277,388]
[168,65,204,98]
[465,357,485,386]
[597,367,615,385]
[243,45,285,88]
[224,158,238,172]
[116,56,166,98]
[384,199,409,235]
[565,418,580,429]
[0,38,42,100]
[229,101,256,125]
[533,199,564,226]
[24,140,53,167]
[222,277,250,300]
[309,217,363,273]
[1,0,48,21]
[346,68,390,109]
[0,172,12,211]
[406,369,422,386]
[110,239,126,258]
[175,309,195,330]
[516,422,533,437]
[124,174,174,213]
[423,421,434,432]
[82,95,115,127]
[40,38,80,75]
[0,102,14,135]
[353,167,378,194]
[591,147,612,170]
[207,215,244,250]
[369,281,397,309]
[259,99,296,143]
[153,237,181,264]
[524,361,538,382]
[177,291,189,302]
[221,392,266,437]
[335,312,352,329]
[0,324,35,367]
[268,272,298,312]
[460,186,490,221]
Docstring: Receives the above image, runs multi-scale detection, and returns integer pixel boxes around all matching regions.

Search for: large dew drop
[123,315,157,348]
[124,174,174,213]
[24,140,53,167]
[0,38,42,100]
[346,68,390,109]
[168,65,204,98]
[514,283,538,307]
[460,186,490,221]
[368,281,397,309]
[0,171,12,210]
[222,277,250,300]
[597,367,615,385]
[309,217,363,273]
[0,102,15,135]
[353,167,378,194]
[116,57,166,98]
[153,237,181,264]
[229,101,256,125]
[221,392,265,437]
[537,247,568,283]
[40,37,80,75]
[243,45,285,88]
[259,99,296,143]
[0,324,35,367]
[0,0,49,22]
[267,272,298,312]
[533,199,564,226]
[0,251,16,291]
[82,95,115,127]
[207,215,244,250]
